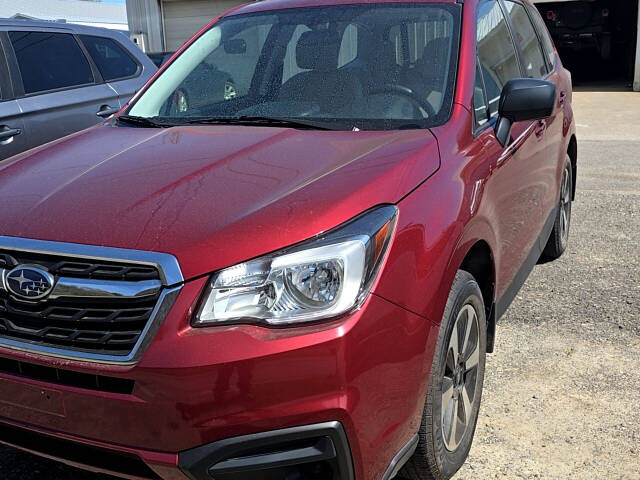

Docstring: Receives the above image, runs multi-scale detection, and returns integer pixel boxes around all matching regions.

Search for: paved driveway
[1,88,639,480]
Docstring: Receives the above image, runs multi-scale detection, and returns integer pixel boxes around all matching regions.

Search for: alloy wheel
[441,304,480,451]
[559,167,572,247]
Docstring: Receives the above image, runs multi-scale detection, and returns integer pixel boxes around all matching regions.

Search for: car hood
[0,123,439,281]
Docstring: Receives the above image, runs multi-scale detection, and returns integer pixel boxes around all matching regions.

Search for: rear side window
[527,5,556,70]
[476,0,521,117]
[9,31,94,94]
[502,1,547,78]
[80,35,139,81]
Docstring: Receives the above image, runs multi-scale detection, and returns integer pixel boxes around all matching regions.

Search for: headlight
[194,205,398,326]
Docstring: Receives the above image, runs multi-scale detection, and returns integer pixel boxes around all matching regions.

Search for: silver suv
[0,20,156,160]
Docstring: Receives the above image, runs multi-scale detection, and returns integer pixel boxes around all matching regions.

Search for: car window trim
[75,33,105,84]
[6,30,98,98]
[0,32,14,102]
[0,31,22,100]
[78,34,143,84]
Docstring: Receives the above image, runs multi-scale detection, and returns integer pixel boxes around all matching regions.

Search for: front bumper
[0,418,352,480]
[0,279,437,480]
[179,421,353,480]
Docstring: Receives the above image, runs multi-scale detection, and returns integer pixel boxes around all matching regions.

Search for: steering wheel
[370,84,436,118]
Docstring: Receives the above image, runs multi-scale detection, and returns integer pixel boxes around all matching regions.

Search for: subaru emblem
[5,266,55,300]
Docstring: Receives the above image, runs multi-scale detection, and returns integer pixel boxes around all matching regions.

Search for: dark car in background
[147,51,173,68]
[537,0,638,80]
[539,0,616,59]
[0,20,156,160]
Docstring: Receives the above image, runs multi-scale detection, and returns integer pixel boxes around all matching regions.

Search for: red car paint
[0,126,439,281]
[0,0,575,479]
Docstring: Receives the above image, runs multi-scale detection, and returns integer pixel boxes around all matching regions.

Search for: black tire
[541,155,573,262]
[399,271,486,480]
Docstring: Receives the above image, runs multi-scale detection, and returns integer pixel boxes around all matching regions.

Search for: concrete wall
[635,0,640,91]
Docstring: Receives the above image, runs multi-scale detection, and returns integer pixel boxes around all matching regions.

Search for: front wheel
[400,271,486,480]
[541,155,573,261]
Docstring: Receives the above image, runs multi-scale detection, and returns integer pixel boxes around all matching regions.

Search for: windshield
[127,3,460,130]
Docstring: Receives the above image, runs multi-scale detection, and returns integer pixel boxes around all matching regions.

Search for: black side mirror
[223,39,247,54]
[495,78,556,147]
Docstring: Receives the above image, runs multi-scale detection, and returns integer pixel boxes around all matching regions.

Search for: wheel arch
[444,219,498,354]
[459,240,497,353]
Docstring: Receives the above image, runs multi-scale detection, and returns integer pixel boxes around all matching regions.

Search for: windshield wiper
[117,115,175,128]
[184,116,336,131]
[118,114,338,130]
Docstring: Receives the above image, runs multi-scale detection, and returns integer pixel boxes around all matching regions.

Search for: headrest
[377,41,397,70]
[296,30,341,71]
[419,37,450,67]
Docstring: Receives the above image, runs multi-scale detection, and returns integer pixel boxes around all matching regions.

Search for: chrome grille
[0,295,159,355]
[0,252,160,281]
[0,237,183,364]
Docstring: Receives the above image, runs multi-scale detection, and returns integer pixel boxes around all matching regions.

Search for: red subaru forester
[0,0,576,479]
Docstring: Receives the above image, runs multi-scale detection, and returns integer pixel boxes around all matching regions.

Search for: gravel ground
[1,88,638,479]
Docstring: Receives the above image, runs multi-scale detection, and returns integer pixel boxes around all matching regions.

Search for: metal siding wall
[126,0,164,52]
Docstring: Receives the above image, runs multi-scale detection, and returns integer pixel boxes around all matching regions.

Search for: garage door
[161,0,241,51]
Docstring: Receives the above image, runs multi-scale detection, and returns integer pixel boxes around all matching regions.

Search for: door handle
[96,106,119,118]
[558,91,567,107]
[0,127,22,141]
[535,120,547,139]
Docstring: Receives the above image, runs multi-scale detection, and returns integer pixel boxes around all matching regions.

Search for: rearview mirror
[223,39,246,54]
[495,78,556,147]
